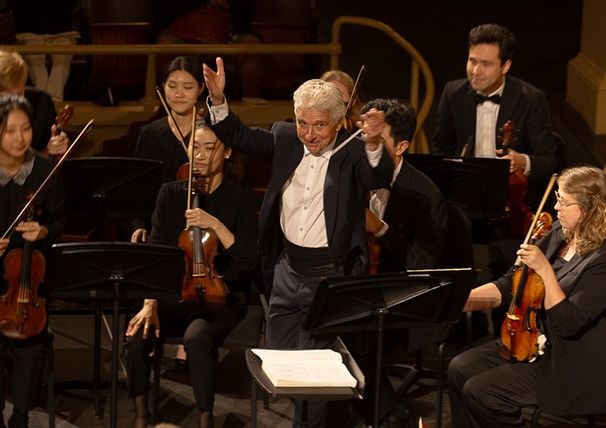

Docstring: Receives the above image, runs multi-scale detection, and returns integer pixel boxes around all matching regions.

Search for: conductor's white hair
[293,79,346,122]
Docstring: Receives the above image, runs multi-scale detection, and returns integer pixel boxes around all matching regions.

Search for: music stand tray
[246,337,364,428]
[49,241,184,428]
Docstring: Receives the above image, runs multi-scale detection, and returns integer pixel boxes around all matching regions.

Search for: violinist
[346,98,448,428]
[124,121,258,428]
[132,56,205,242]
[0,94,64,428]
[0,50,70,156]
[448,166,606,427]
[430,24,557,212]
[320,69,361,130]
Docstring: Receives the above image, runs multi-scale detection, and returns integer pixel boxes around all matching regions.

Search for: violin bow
[1,119,95,239]
[345,65,366,120]
[514,173,558,266]
[186,105,196,211]
[155,86,188,154]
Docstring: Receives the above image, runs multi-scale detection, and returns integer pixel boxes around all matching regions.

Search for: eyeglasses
[555,190,580,208]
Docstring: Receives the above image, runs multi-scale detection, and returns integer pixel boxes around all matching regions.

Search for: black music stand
[49,242,184,428]
[60,157,163,239]
[303,269,476,428]
[406,153,509,219]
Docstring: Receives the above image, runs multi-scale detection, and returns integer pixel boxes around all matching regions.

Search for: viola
[0,119,94,339]
[500,120,531,237]
[500,174,558,362]
[178,107,228,312]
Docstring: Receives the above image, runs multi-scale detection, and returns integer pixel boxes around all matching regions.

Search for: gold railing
[2,16,434,152]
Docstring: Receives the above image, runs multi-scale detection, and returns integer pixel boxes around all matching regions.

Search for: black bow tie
[475,93,501,105]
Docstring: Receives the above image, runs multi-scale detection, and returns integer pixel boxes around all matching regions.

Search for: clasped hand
[185,208,218,230]
[517,244,550,277]
[496,147,526,173]
[47,125,69,156]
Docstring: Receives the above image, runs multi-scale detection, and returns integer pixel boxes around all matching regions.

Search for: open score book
[251,348,358,388]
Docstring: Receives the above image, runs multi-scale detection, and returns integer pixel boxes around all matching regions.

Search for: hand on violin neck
[15,221,47,242]
[0,238,8,257]
[496,147,527,173]
[185,208,218,231]
[517,243,550,277]
[47,125,69,156]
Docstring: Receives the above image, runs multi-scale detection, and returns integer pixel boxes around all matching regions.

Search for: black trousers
[0,332,47,428]
[124,301,239,413]
[447,339,538,428]
[267,248,340,428]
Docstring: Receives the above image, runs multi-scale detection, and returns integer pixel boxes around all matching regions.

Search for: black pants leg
[448,340,538,428]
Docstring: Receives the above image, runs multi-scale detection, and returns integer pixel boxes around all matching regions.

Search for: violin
[500,174,558,362]
[0,119,94,339]
[178,107,228,312]
[43,104,74,159]
[500,120,531,237]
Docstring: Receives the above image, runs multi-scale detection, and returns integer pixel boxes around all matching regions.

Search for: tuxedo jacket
[495,222,606,415]
[431,76,558,209]
[211,111,393,293]
[377,161,448,271]
[25,87,56,152]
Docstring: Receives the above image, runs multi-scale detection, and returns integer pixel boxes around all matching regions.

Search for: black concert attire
[448,222,606,427]
[124,176,258,415]
[208,104,393,427]
[0,149,64,428]
[23,87,57,152]
[348,160,448,426]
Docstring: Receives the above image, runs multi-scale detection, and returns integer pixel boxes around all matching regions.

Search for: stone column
[567,0,606,135]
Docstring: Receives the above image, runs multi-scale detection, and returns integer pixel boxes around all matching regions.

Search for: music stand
[49,242,184,428]
[60,157,163,239]
[406,153,509,219]
[303,269,476,428]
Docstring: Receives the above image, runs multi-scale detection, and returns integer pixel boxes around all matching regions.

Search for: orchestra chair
[0,327,56,428]
[150,287,268,425]
[393,201,475,428]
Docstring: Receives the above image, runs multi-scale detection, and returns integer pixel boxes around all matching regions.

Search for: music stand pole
[373,308,387,428]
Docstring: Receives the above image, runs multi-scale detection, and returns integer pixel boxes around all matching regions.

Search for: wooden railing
[2,16,434,152]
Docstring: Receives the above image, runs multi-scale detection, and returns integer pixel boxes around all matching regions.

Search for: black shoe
[380,406,412,428]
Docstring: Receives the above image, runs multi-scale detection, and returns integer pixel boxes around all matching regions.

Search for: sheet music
[251,348,357,388]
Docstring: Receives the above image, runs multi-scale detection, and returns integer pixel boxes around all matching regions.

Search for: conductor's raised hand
[202,57,226,106]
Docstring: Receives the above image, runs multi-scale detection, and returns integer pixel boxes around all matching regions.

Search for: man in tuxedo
[202,57,392,428]
[431,24,559,336]
[430,23,557,212]
[365,98,448,272]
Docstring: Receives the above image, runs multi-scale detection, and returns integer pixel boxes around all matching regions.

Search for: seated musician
[0,94,65,428]
[0,50,70,156]
[320,69,362,127]
[124,121,258,428]
[448,166,606,427]
[132,55,205,242]
[343,98,448,428]
[430,23,557,212]
[363,98,448,271]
